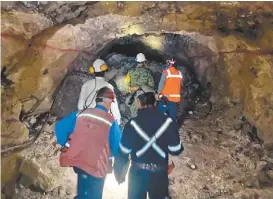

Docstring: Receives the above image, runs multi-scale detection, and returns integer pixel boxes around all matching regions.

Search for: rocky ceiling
[1,1,273,196]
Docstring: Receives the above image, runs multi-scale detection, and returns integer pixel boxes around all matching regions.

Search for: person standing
[58,87,122,199]
[157,58,183,122]
[78,58,121,124]
[114,86,184,199]
[124,53,155,117]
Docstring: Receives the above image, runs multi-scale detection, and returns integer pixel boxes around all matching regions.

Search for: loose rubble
[9,54,273,199]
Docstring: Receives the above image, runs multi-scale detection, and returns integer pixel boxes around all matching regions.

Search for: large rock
[217,34,273,146]
[19,158,60,192]
[52,71,92,118]
[1,153,23,186]
[1,88,29,147]
[1,10,52,70]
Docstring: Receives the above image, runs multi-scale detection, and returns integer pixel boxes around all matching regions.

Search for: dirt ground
[11,102,273,199]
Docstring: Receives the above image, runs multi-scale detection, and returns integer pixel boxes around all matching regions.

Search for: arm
[157,72,166,94]
[55,111,77,146]
[111,100,121,125]
[147,71,155,89]
[77,82,87,110]
[107,83,121,125]
[108,120,122,157]
[113,122,133,184]
[166,120,184,156]
[124,73,131,92]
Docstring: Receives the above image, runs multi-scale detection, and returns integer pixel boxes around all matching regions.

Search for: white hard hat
[135,53,146,63]
[90,59,108,73]
[136,85,155,99]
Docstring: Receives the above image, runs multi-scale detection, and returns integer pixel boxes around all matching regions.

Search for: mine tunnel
[1,1,273,199]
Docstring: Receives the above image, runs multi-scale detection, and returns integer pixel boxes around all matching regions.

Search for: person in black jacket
[114,86,184,199]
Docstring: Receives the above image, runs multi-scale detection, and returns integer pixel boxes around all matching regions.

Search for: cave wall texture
[1,1,273,190]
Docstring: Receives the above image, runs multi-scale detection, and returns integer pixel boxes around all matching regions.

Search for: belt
[132,162,168,172]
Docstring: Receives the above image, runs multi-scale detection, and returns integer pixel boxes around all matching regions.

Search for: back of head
[136,85,156,107]
[95,87,115,104]
[166,58,176,68]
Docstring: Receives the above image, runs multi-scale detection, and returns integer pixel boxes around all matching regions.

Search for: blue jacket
[55,105,122,156]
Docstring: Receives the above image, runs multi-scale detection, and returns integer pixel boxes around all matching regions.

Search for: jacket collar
[95,104,108,112]
[137,107,156,115]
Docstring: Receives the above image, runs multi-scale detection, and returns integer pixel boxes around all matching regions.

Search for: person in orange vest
[57,87,122,199]
[156,58,183,121]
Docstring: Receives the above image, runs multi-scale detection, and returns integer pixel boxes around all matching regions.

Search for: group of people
[55,53,184,199]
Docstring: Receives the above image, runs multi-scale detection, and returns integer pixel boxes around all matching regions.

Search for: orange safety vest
[160,66,183,102]
[59,108,114,178]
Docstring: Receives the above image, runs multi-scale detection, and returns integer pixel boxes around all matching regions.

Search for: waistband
[131,162,168,172]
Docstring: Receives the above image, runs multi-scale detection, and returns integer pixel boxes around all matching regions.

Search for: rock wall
[1,1,273,196]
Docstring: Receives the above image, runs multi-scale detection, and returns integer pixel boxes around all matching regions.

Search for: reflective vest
[160,66,182,102]
[59,108,114,178]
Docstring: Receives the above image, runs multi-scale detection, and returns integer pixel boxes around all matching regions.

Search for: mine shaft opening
[95,34,213,123]
[52,33,214,126]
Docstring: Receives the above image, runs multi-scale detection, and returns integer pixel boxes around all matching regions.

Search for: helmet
[127,85,155,106]
[135,53,146,63]
[166,58,176,65]
[136,85,155,99]
[89,59,108,73]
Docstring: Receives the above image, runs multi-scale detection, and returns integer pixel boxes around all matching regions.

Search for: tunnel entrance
[52,33,215,124]
[5,32,273,199]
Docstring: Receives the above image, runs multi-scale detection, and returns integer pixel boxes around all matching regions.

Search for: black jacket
[119,107,183,165]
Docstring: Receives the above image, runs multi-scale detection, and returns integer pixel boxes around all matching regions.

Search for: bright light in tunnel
[103,173,129,199]
[141,36,163,50]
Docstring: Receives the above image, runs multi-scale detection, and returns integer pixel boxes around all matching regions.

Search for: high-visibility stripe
[159,94,180,98]
[119,143,132,154]
[130,121,166,158]
[77,113,112,126]
[135,118,173,158]
[168,141,182,152]
[166,69,183,79]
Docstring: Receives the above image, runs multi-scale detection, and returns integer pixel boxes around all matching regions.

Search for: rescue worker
[78,58,121,124]
[57,87,122,199]
[157,58,183,121]
[124,53,155,117]
[114,86,184,199]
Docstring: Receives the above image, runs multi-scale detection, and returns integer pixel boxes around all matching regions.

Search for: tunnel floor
[13,103,273,199]
[10,51,273,199]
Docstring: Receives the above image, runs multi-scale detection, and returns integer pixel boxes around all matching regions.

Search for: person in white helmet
[124,53,155,117]
[77,58,121,125]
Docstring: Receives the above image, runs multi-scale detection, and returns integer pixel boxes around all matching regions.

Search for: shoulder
[99,79,114,90]
[123,118,135,129]
[105,81,114,89]
[128,68,136,74]
[82,79,94,87]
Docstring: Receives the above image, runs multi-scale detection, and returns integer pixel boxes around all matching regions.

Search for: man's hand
[155,93,160,100]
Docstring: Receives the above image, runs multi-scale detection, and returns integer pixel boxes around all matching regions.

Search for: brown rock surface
[1,1,273,198]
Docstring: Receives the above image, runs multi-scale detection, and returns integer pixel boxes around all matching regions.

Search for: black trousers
[128,166,169,199]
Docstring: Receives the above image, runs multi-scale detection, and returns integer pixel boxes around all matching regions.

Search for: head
[89,59,109,77]
[95,87,115,110]
[135,86,156,110]
[166,58,176,68]
[135,53,146,67]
